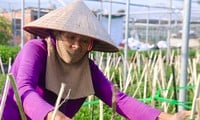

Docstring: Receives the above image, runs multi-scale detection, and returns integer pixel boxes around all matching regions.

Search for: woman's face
[58,32,91,62]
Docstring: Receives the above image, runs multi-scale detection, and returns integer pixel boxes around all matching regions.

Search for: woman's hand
[45,110,71,120]
[170,110,191,120]
[158,110,191,120]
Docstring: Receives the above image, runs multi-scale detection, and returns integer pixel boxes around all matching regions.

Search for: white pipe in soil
[51,83,66,120]
[0,75,10,119]
[190,75,200,119]
[0,57,5,74]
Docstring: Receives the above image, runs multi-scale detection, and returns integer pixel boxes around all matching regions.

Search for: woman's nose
[72,39,81,49]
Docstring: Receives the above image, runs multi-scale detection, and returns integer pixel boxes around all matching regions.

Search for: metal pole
[56,0,65,6]
[178,0,191,111]
[37,0,40,19]
[12,10,16,45]
[108,0,112,35]
[166,0,172,62]
[124,0,130,84]
[20,0,24,48]
[100,1,112,119]
[145,7,149,43]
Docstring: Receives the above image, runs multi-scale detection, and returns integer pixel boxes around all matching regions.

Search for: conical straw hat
[24,0,118,52]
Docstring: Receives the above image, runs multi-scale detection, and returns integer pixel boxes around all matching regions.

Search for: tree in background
[0,16,12,45]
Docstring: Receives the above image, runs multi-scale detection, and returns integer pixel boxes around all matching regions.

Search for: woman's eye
[63,34,75,40]
[69,36,75,40]
[82,39,89,44]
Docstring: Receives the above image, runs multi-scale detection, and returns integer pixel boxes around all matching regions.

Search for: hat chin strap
[48,30,56,46]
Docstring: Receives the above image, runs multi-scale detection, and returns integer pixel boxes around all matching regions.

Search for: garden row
[0,45,200,119]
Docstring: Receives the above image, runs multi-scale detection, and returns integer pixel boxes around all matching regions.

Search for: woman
[1,0,190,120]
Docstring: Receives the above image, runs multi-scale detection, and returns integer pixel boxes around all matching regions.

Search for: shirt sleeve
[13,41,54,120]
[90,60,161,120]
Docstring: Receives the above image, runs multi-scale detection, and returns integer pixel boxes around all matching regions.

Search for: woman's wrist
[158,112,173,120]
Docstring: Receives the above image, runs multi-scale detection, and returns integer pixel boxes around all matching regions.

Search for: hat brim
[24,26,119,52]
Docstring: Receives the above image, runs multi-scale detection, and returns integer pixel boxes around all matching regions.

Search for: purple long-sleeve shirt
[2,39,161,120]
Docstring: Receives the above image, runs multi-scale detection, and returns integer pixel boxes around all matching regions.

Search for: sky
[0,0,200,12]
[1,0,200,20]
[0,0,200,21]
